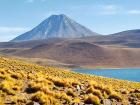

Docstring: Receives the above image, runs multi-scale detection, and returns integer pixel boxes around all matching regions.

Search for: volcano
[11,14,99,42]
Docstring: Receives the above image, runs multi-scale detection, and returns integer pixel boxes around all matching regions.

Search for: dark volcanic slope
[0,38,66,48]
[85,29,140,48]
[11,14,99,42]
[15,40,140,68]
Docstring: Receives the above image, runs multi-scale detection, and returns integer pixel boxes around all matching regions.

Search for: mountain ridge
[11,14,99,42]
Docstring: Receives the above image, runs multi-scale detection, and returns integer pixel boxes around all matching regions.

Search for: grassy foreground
[0,56,140,105]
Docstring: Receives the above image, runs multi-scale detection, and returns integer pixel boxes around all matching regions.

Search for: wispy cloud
[100,5,122,15]
[0,27,29,42]
[26,0,34,3]
[100,5,140,16]
[127,10,140,15]
[0,27,28,33]
[44,4,140,17]
[103,5,119,10]
[26,0,46,3]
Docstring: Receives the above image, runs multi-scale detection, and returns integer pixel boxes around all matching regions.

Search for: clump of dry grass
[73,98,81,104]
[89,81,98,86]
[66,88,77,97]
[0,97,4,105]
[27,79,53,94]
[86,84,112,99]
[131,93,140,98]
[31,91,60,105]
[10,96,27,104]
[53,78,69,87]
[0,81,16,95]
[92,89,103,99]
[86,86,94,93]
[56,92,71,103]
[109,92,122,101]
[84,94,100,105]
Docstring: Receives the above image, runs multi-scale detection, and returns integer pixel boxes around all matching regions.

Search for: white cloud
[127,10,140,15]
[100,5,140,15]
[103,5,118,10]
[100,5,122,15]
[0,27,29,42]
[0,27,28,34]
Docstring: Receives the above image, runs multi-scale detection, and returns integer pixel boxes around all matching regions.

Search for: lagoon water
[73,68,140,82]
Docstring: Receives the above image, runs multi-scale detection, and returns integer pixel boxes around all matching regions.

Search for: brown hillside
[14,40,140,68]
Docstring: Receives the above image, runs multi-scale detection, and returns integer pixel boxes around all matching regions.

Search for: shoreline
[71,67,140,70]
[71,67,140,83]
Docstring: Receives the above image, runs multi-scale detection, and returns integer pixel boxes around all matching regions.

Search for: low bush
[57,92,71,103]
[66,88,77,97]
[131,93,140,98]
[109,92,122,101]
[86,86,94,93]
[0,97,4,105]
[10,96,27,104]
[0,81,16,95]
[73,98,81,104]
[103,87,113,95]
[31,92,60,105]
[84,94,100,105]
[92,89,103,99]
[53,79,69,87]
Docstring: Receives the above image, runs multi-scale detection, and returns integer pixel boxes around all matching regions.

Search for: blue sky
[0,0,140,42]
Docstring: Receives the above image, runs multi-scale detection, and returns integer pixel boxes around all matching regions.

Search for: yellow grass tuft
[31,91,60,105]
[84,94,100,105]
[0,56,140,104]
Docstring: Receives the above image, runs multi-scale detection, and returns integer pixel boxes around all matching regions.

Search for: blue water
[73,68,140,82]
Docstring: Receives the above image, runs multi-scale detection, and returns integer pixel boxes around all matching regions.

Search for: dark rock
[134,89,140,93]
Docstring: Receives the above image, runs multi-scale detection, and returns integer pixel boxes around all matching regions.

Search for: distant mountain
[81,29,140,48]
[112,29,140,36]
[11,39,140,68]
[111,29,140,40]
[11,14,99,42]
